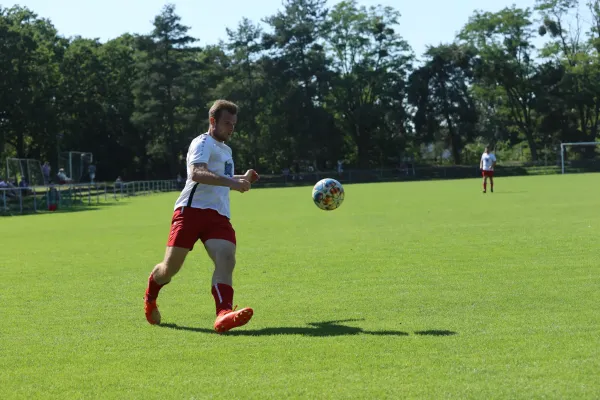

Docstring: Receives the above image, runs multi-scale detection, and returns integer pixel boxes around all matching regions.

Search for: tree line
[1,0,599,180]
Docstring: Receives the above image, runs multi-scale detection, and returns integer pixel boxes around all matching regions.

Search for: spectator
[18,178,33,196]
[88,164,96,184]
[0,179,18,198]
[57,168,72,184]
[337,159,344,175]
[42,162,51,185]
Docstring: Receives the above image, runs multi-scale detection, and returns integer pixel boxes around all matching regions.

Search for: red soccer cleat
[214,306,253,333]
[144,295,161,325]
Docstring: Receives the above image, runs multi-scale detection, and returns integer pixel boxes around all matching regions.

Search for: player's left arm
[492,155,497,169]
[234,169,260,183]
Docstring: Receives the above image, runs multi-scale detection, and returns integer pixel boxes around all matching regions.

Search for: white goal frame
[560,141,600,174]
[5,158,44,185]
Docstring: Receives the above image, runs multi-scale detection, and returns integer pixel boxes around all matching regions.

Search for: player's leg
[482,172,487,193]
[144,207,198,325]
[200,211,253,333]
[144,246,189,325]
[489,174,494,192]
[205,238,254,333]
[205,238,237,309]
[206,238,236,287]
[151,245,189,285]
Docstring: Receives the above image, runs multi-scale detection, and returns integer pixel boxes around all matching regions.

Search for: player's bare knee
[163,261,183,277]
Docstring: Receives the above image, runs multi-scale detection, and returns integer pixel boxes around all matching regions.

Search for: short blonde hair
[209,100,238,122]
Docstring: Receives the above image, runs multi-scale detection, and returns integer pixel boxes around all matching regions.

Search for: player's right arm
[187,136,250,192]
[190,163,250,192]
[479,155,483,170]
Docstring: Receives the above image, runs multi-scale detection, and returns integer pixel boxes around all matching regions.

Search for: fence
[251,162,600,188]
[2,161,599,215]
[0,180,178,215]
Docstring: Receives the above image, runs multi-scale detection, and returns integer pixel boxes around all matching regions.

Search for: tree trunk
[0,128,5,159]
[448,124,462,164]
[440,82,462,164]
[524,129,538,161]
[356,124,370,168]
[17,129,25,158]
[167,87,177,178]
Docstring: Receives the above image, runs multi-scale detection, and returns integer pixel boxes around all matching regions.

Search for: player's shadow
[159,319,454,337]
[160,319,407,336]
[414,330,457,336]
[0,199,128,217]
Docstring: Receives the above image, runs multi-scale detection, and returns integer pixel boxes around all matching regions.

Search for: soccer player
[144,99,259,333]
[480,146,497,193]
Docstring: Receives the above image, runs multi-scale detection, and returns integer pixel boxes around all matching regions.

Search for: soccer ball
[312,178,345,211]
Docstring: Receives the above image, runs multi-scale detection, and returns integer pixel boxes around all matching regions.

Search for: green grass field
[1,174,599,399]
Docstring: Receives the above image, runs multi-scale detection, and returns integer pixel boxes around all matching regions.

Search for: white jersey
[174,133,234,218]
[481,152,496,171]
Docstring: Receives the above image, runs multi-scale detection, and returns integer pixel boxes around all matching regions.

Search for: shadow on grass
[0,200,129,216]
[414,330,457,336]
[50,201,129,214]
[159,319,456,337]
[485,191,527,195]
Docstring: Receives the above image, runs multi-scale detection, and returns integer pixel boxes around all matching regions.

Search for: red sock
[483,181,487,191]
[490,180,494,190]
[212,283,234,315]
[145,274,167,302]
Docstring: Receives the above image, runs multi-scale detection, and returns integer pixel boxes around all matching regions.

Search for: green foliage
[2,0,600,179]
[408,43,478,164]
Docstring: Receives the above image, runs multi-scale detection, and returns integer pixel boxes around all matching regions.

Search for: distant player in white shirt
[144,100,259,333]
[480,147,497,193]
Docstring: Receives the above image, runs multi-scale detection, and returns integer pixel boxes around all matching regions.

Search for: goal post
[5,158,44,186]
[560,142,600,174]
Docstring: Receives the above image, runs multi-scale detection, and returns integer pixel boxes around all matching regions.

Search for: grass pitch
[1,174,599,399]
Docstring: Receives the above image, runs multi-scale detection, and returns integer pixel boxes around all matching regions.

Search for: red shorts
[167,207,236,250]
[482,170,494,177]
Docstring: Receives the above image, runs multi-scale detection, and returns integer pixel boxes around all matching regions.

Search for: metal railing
[2,160,598,215]
[1,180,178,215]
[251,162,600,188]
[118,180,179,197]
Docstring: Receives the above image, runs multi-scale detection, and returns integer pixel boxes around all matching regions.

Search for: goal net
[560,142,600,174]
[59,151,94,183]
[5,158,45,186]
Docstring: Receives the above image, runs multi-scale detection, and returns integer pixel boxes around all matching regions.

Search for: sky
[8,0,541,58]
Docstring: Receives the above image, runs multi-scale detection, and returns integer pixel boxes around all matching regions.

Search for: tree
[97,34,142,179]
[325,0,413,167]
[262,0,334,170]
[536,0,600,158]
[131,4,200,177]
[0,6,63,162]
[459,6,541,160]
[221,18,266,170]
[408,44,478,164]
[58,37,107,175]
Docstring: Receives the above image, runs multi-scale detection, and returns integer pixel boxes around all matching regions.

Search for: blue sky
[10,0,540,57]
